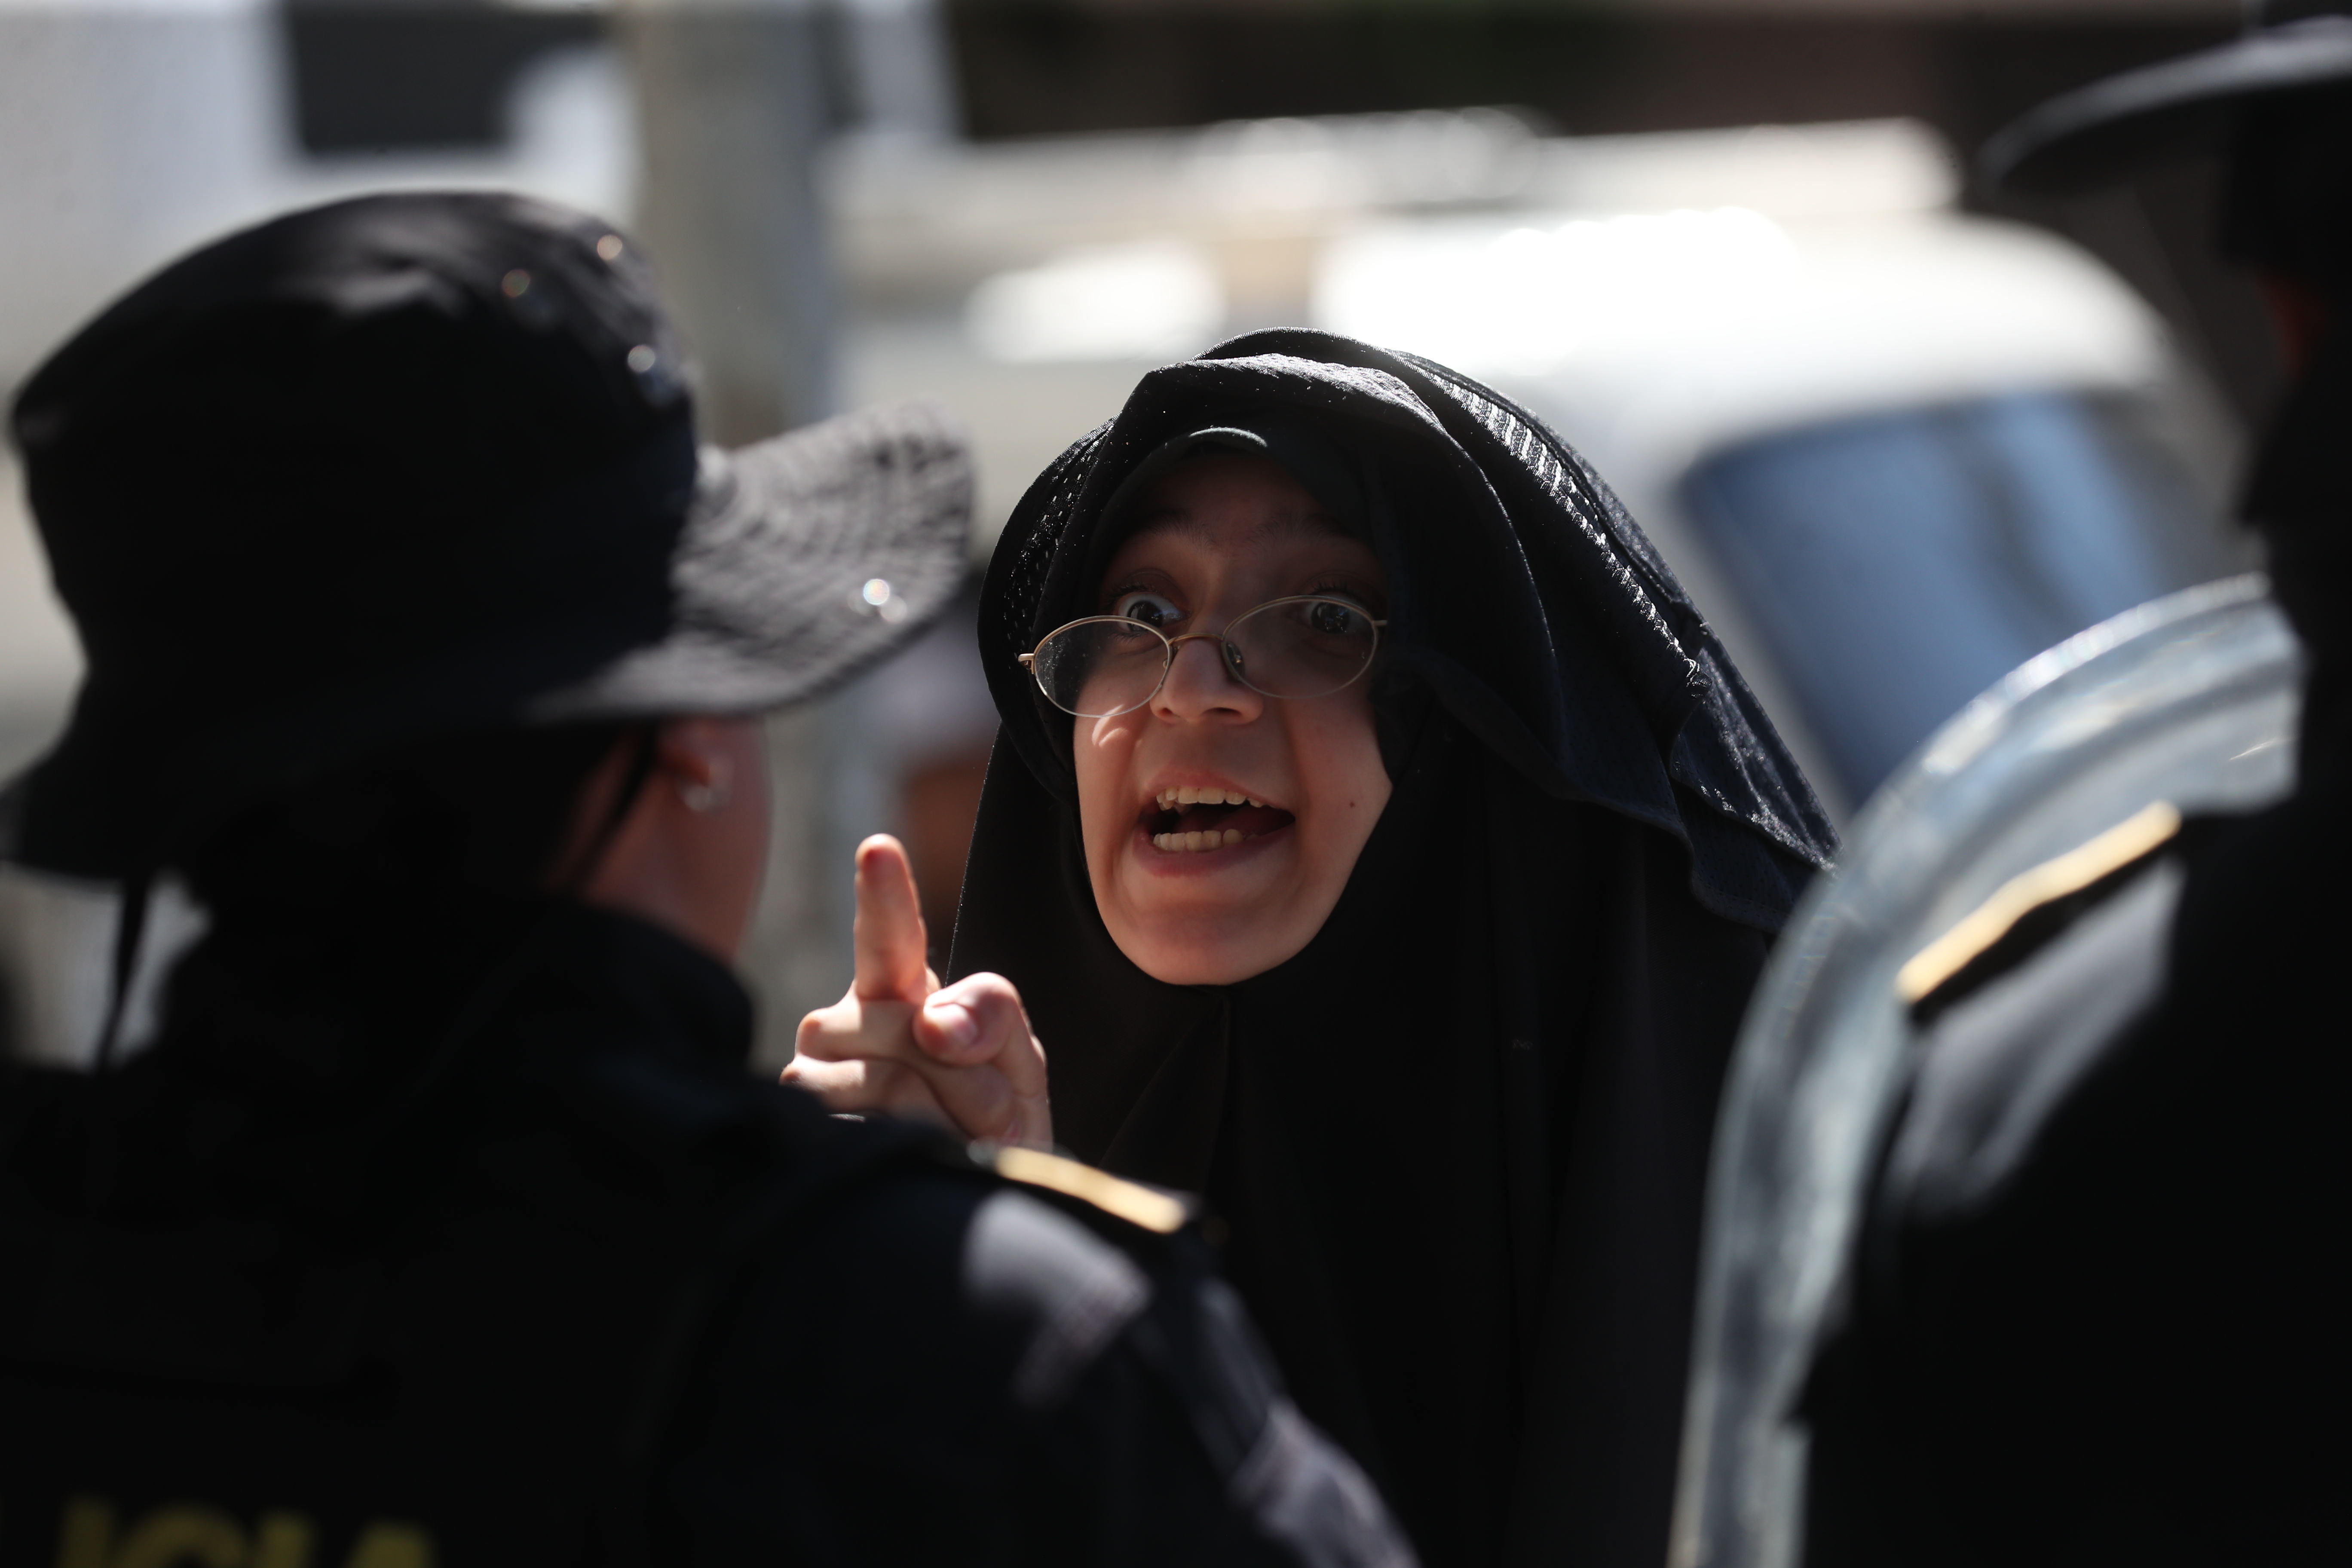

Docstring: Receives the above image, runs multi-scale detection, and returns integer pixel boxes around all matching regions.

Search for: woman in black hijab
[818,331,1833,1567]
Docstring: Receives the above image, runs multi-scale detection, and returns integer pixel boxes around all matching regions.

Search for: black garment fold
[0,898,1415,1568]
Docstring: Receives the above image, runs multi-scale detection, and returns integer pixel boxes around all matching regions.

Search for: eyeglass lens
[1031,597,1378,718]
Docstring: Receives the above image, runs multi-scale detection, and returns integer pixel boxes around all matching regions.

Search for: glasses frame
[1018,594,1390,719]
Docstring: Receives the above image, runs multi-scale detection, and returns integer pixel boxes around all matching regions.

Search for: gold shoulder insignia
[1897,799,2183,1007]
[991,1145,1190,1235]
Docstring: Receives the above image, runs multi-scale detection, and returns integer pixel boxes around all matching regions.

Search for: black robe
[950,332,1835,1568]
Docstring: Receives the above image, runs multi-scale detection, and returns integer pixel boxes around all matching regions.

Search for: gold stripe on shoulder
[992,1145,1189,1235]
[1896,800,2183,1007]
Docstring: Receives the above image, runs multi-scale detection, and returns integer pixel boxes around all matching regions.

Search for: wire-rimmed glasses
[1019,595,1387,719]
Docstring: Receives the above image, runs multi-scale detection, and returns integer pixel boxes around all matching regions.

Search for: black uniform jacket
[0,898,1411,1568]
[1798,786,2350,1567]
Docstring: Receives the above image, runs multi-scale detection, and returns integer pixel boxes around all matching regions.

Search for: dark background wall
[946,1,2278,426]
[947,5,2218,145]
[278,0,2282,429]
[284,0,600,151]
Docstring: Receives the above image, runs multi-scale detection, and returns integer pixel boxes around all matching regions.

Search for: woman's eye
[1113,591,1182,628]
[1307,600,1366,636]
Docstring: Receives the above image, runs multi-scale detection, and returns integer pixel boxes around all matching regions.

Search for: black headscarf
[950,332,1835,1568]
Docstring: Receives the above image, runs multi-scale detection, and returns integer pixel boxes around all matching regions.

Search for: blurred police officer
[0,193,1411,1568]
[1798,6,2352,1565]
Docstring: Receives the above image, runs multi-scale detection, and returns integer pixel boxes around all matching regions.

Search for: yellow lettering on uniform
[112,1506,245,1568]
[250,1513,313,1568]
[53,1497,115,1568]
[342,1524,433,1568]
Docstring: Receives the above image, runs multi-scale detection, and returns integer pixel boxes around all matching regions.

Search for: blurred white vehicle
[1313,121,2253,815]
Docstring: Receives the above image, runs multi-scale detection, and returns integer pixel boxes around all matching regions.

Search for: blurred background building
[0,0,2266,1065]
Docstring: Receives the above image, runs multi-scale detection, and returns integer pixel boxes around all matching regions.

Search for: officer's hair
[176,723,638,916]
[2223,84,2352,290]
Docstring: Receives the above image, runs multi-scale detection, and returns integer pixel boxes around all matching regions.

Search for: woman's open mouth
[1142,785,1296,853]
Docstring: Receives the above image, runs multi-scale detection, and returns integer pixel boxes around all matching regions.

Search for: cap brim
[1984,16,2352,196]
[0,399,972,879]
[531,398,974,722]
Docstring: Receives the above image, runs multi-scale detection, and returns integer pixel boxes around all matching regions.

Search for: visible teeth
[1152,826,1252,853]
[1152,786,1267,818]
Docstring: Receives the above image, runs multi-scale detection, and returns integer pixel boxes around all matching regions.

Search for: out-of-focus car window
[1681,389,2245,797]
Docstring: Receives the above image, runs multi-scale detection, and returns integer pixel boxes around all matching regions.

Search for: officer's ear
[566,716,772,961]
[555,716,755,885]
[650,717,754,815]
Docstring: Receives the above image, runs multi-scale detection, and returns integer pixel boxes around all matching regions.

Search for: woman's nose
[1155,633,1264,721]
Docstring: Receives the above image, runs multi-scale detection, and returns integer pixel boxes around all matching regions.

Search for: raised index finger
[852,834,931,1004]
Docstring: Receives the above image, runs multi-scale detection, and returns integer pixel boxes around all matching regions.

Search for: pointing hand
[782,835,1052,1150]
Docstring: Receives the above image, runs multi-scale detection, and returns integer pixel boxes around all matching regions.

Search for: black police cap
[2,191,970,879]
